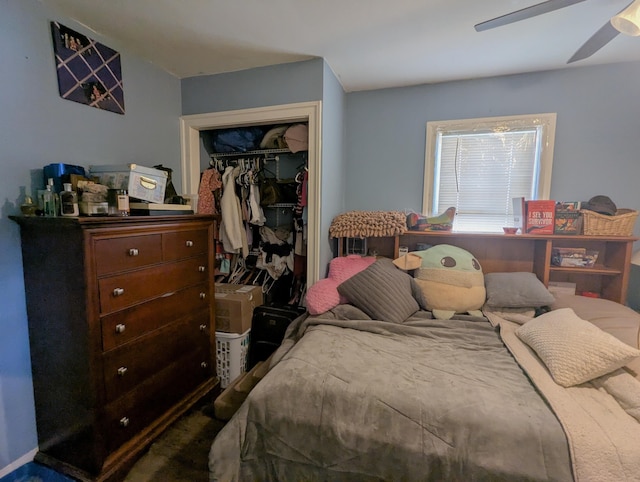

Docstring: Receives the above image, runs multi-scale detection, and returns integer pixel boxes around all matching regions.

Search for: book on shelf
[555,201,581,211]
[525,200,555,234]
[554,201,582,235]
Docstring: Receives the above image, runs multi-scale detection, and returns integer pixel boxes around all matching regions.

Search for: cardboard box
[215,283,264,333]
[548,281,577,297]
[90,164,168,204]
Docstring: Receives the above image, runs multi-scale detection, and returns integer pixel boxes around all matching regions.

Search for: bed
[209,257,640,482]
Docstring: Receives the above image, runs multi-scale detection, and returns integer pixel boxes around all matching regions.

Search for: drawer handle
[117,366,128,377]
[113,288,125,297]
[199,324,207,331]
[119,417,130,427]
[200,362,208,369]
[198,265,206,272]
[185,240,194,247]
[115,323,126,333]
[200,292,206,300]
[128,248,139,256]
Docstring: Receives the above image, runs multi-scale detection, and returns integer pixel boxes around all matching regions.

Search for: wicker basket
[580,208,638,236]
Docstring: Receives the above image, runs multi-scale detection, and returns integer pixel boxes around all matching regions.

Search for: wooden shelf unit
[338,232,637,304]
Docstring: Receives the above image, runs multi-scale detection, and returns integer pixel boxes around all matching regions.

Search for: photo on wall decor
[50,21,125,114]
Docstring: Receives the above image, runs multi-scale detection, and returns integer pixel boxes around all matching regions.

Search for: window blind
[435,129,539,232]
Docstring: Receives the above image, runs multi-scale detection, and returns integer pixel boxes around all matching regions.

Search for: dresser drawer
[94,234,162,276]
[163,228,209,261]
[101,283,210,351]
[104,349,211,453]
[98,254,209,314]
[103,311,211,401]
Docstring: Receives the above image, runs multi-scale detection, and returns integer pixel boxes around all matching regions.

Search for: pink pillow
[306,278,341,315]
[306,255,376,315]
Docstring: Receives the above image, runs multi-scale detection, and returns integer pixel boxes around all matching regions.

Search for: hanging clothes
[197,168,222,215]
[219,165,249,258]
[256,225,294,280]
[248,178,266,225]
[293,167,308,256]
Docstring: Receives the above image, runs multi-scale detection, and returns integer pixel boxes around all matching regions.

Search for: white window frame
[423,113,556,232]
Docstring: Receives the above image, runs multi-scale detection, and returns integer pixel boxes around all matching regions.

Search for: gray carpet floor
[123,404,226,482]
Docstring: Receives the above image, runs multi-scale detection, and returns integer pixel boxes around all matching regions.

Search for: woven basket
[580,208,638,236]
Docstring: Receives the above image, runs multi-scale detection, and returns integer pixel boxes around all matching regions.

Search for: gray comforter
[209,306,573,481]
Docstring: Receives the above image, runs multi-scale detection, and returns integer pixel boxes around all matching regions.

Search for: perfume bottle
[20,195,37,216]
[107,189,130,216]
[43,179,58,217]
[60,183,79,217]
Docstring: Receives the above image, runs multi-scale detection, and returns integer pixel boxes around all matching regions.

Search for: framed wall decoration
[50,22,125,114]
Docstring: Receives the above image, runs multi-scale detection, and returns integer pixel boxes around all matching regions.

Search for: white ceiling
[40,0,640,92]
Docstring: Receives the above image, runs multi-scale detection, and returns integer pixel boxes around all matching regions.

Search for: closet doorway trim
[180,101,322,285]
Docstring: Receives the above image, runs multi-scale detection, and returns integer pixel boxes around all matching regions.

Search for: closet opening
[179,101,322,307]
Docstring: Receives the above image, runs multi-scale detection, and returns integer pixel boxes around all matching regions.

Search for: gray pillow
[551,294,640,349]
[484,272,555,308]
[338,258,419,323]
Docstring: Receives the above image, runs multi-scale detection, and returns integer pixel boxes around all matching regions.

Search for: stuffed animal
[406,207,456,231]
[410,244,485,320]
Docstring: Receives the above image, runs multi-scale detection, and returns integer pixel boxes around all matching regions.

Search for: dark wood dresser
[11,215,218,481]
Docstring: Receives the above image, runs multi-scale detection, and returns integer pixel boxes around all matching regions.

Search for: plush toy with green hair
[408,244,486,320]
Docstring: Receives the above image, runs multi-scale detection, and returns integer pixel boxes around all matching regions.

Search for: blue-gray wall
[320,62,347,272]
[345,63,640,216]
[180,58,347,274]
[181,59,324,115]
[0,0,181,473]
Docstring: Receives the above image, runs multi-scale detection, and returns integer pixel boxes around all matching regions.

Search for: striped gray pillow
[338,258,419,323]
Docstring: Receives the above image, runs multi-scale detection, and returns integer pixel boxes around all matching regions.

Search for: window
[424,113,556,233]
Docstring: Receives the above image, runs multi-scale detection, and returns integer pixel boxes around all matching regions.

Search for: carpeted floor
[123,404,226,482]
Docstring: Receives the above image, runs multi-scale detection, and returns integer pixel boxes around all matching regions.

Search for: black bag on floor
[248,304,305,369]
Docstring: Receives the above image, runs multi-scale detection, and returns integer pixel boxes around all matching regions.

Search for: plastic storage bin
[90,164,168,203]
[215,329,251,388]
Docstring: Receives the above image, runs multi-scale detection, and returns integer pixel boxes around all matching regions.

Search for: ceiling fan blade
[475,0,587,32]
[567,21,620,63]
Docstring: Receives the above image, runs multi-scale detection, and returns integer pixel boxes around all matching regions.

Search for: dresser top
[10,214,218,228]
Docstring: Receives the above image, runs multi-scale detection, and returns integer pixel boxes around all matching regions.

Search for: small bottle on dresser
[107,188,130,216]
[20,195,37,216]
[43,178,58,217]
[60,183,79,217]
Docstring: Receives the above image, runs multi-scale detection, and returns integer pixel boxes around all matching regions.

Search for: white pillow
[516,308,640,387]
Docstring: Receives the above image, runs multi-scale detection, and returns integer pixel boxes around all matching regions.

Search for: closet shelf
[210,148,291,159]
[264,203,297,209]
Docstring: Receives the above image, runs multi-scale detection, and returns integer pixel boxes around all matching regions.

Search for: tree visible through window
[424,114,556,233]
